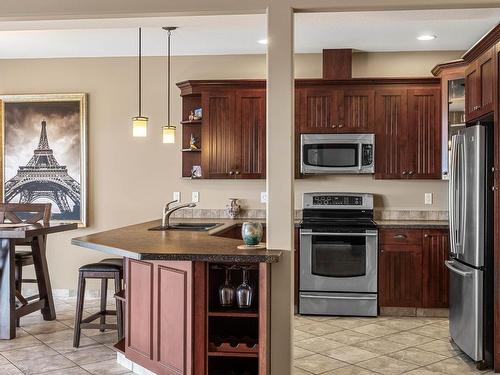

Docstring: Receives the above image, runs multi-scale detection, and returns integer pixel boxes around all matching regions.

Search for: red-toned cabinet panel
[235,89,266,178]
[406,88,441,179]
[126,260,154,363]
[155,262,192,375]
[299,87,343,133]
[465,47,495,121]
[422,230,449,308]
[339,89,375,133]
[126,260,193,375]
[379,244,423,307]
[374,89,408,179]
[201,91,237,178]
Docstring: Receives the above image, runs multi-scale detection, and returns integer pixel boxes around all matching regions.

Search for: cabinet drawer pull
[393,234,407,240]
[338,124,344,128]
[408,170,414,175]
[228,171,234,175]
[402,171,407,175]
[424,234,429,238]
[235,171,240,175]
[331,124,337,128]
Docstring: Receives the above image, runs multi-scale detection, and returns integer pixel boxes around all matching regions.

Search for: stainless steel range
[299,192,378,316]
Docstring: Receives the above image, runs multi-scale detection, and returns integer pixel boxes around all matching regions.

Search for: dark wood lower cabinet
[422,230,450,308]
[125,258,270,375]
[378,228,449,309]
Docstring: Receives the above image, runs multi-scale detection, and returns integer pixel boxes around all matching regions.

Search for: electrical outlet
[173,192,181,202]
[260,192,268,203]
[192,192,199,203]
[425,193,433,205]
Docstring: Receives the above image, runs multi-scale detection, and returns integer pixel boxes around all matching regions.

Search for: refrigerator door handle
[459,141,467,254]
[449,135,458,255]
[445,260,473,277]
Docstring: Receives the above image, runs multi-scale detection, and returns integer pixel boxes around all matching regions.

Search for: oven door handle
[301,294,377,301]
[301,232,377,237]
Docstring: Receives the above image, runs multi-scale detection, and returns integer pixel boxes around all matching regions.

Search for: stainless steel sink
[149,223,222,231]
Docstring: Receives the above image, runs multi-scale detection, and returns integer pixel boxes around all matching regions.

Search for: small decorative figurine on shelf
[191,165,202,179]
[225,198,241,219]
[188,111,195,121]
[189,133,199,150]
[193,108,202,120]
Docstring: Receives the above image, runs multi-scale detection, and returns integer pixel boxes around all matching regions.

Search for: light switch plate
[192,192,199,203]
[260,192,268,203]
[173,192,181,202]
[425,193,433,205]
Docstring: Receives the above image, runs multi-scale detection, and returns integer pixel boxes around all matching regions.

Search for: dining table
[0,222,77,339]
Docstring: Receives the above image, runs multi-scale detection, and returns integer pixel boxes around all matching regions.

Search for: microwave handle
[358,143,363,171]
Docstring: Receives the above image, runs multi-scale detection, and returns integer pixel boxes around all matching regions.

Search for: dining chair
[0,203,51,325]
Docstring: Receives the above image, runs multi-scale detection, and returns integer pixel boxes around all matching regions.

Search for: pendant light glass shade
[162,125,176,144]
[162,26,178,144]
[132,116,148,137]
[132,28,148,137]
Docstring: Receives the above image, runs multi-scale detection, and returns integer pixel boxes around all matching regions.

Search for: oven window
[303,144,358,168]
[311,235,366,277]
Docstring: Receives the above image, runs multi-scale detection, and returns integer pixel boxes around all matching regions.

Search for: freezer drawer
[299,292,377,317]
[446,260,483,361]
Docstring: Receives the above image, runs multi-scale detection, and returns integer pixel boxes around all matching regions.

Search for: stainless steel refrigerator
[447,123,493,367]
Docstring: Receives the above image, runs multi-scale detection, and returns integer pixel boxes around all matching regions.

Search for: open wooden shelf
[181,120,202,125]
[112,338,125,354]
[208,352,258,358]
[208,310,258,318]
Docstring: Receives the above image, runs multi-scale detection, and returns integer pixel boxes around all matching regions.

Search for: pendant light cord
[167,29,171,127]
[138,27,142,117]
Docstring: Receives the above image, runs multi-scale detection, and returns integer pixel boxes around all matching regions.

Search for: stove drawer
[379,229,422,245]
[299,292,377,317]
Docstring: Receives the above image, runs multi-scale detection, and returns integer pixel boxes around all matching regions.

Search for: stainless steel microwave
[300,134,375,174]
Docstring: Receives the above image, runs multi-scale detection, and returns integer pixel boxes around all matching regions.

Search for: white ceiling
[0,9,498,59]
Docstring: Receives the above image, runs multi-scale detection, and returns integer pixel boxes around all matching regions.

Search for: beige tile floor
[293,315,493,375]
[0,297,131,375]
[1,297,494,375]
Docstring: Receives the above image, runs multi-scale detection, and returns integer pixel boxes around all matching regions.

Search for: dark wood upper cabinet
[406,88,441,179]
[422,230,449,308]
[339,88,375,133]
[379,243,423,307]
[465,46,495,121]
[299,87,343,133]
[374,89,408,179]
[375,86,440,179]
[201,91,237,179]
[235,89,266,179]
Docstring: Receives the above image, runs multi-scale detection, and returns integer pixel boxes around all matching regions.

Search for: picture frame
[0,93,88,227]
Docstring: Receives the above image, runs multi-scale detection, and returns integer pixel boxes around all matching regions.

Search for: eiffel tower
[4,120,81,217]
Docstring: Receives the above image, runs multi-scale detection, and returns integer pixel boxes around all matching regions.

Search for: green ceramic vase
[241,222,263,246]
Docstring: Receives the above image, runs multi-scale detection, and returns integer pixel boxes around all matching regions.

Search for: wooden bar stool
[73,258,124,348]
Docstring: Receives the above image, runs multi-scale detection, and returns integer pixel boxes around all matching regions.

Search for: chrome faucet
[161,200,196,228]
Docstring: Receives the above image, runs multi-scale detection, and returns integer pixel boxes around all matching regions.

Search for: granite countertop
[71,218,284,263]
[375,220,449,229]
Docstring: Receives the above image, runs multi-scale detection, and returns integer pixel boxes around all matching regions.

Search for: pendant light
[162,27,178,144]
[132,27,148,137]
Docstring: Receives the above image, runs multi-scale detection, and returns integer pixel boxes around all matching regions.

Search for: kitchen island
[72,219,282,375]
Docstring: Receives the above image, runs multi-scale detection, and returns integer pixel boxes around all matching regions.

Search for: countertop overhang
[374,220,449,229]
[71,219,283,263]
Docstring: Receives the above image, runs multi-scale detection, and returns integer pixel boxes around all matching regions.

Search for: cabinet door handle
[228,171,234,175]
[331,124,337,128]
[424,234,429,238]
[402,171,407,175]
[338,124,344,128]
[408,170,414,175]
[492,186,498,191]
[235,171,240,175]
[393,234,407,239]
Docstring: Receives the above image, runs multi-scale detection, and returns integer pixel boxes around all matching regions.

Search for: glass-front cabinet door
[434,62,466,180]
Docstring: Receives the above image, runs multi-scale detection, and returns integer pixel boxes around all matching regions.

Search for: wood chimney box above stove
[322,49,352,80]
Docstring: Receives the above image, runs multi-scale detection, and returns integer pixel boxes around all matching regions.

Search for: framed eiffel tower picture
[0,93,88,227]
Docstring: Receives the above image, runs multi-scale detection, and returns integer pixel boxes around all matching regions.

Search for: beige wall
[0,50,460,289]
